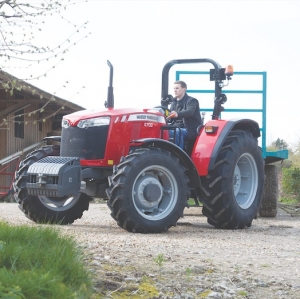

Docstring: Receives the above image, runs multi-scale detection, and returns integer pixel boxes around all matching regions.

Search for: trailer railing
[176,70,288,164]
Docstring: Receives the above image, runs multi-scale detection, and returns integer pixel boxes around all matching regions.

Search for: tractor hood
[62,107,165,127]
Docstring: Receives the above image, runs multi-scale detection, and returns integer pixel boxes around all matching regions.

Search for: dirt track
[1,203,300,298]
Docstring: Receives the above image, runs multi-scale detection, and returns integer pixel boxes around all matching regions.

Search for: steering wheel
[154,106,175,125]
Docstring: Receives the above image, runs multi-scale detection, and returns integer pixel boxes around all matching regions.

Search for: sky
[4,0,300,147]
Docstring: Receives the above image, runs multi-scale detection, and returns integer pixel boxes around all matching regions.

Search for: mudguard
[192,118,261,176]
[131,138,201,188]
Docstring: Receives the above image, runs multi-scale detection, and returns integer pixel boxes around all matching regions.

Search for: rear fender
[192,118,261,176]
[131,138,201,188]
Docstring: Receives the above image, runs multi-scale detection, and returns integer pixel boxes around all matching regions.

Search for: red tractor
[13,58,264,233]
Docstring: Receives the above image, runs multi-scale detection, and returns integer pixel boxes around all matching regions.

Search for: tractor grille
[60,125,109,159]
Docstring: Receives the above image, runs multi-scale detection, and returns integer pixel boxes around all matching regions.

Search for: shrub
[282,167,300,201]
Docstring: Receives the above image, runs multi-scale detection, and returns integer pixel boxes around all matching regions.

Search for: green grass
[187,198,203,207]
[0,221,92,299]
[279,196,299,204]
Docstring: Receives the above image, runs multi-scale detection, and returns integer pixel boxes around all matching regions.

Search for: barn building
[0,70,84,198]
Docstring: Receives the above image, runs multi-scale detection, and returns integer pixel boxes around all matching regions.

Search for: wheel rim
[37,194,80,211]
[233,153,258,209]
[132,165,178,221]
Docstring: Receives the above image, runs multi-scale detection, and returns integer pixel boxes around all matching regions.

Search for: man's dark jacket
[170,93,202,140]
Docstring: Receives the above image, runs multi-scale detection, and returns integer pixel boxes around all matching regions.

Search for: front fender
[131,138,201,188]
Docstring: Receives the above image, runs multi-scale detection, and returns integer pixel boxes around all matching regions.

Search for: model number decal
[144,123,154,127]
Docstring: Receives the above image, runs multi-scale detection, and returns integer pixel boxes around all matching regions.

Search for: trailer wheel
[106,148,190,233]
[259,165,278,217]
[13,146,90,224]
[200,130,264,229]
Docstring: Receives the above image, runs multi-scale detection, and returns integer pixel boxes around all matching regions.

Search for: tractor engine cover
[26,157,81,197]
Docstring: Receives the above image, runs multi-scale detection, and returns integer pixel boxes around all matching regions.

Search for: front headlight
[62,119,70,128]
[77,116,110,128]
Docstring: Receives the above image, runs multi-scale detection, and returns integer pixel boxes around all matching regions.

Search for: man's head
[174,81,187,100]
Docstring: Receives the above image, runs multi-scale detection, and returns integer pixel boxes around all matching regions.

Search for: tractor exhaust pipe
[105,60,114,108]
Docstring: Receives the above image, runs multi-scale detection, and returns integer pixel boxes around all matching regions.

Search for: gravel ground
[1,202,300,299]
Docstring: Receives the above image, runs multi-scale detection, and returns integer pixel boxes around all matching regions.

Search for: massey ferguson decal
[127,114,165,123]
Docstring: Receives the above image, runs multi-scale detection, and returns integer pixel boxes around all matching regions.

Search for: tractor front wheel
[106,148,190,233]
[13,146,90,224]
[200,130,264,229]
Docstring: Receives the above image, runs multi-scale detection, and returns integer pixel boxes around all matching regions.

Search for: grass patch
[106,276,159,299]
[187,198,203,207]
[153,254,165,267]
[0,221,92,299]
[279,196,299,204]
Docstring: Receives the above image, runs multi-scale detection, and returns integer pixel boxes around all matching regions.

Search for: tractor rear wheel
[200,130,264,229]
[13,146,90,224]
[259,164,278,217]
[106,148,190,233]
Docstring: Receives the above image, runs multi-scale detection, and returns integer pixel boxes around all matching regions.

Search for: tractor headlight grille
[60,122,109,160]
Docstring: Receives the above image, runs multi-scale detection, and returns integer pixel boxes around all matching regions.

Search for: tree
[272,138,288,150]
[288,139,300,167]
[0,0,89,80]
[0,0,89,127]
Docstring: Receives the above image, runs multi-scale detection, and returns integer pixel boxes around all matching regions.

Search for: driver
[167,80,202,150]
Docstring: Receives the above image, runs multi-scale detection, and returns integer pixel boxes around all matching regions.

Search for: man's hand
[166,111,178,119]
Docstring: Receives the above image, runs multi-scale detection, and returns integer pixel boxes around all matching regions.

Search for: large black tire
[13,146,90,224]
[200,130,264,229]
[106,148,190,233]
[259,165,278,217]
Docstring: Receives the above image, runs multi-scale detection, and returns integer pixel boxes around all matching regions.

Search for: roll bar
[161,58,231,120]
